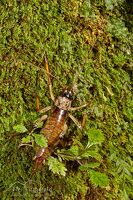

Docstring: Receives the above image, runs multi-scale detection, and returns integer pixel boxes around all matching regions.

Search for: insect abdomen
[41,107,67,147]
[32,107,67,174]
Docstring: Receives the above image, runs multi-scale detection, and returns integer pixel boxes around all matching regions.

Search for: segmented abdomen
[41,107,67,147]
[32,107,67,175]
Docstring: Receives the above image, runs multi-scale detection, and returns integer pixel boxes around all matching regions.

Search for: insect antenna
[44,56,80,96]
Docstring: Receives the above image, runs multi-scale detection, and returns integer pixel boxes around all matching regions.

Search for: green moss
[1,0,133,199]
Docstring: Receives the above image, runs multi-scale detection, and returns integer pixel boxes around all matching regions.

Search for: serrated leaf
[79,162,100,171]
[89,170,109,188]
[67,145,79,156]
[81,150,101,161]
[48,157,67,176]
[85,128,104,144]
[34,121,44,129]
[13,124,28,133]
[33,134,47,148]
[21,135,32,143]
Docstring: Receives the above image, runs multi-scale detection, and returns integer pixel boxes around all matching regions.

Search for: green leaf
[79,162,100,171]
[33,134,48,148]
[89,170,109,188]
[13,124,28,133]
[21,135,32,143]
[67,145,79,156]
[81,150,102,161]
[48,157,67,176]
[34,121,44,128]
[85,128,104,144]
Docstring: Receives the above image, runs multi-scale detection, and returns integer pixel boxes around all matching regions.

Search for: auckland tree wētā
[32,57,88,175]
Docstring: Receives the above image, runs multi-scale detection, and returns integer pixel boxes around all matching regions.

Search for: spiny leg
[39,106,52,114]
[45,57,55,102]
[68,113,82,130]
[33,114,48,129]
[68,102,89,128]
[68,107,88,129]
[69,103,88,111]
[33,106,51,129]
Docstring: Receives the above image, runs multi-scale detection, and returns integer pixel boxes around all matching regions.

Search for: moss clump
[1,0,133,199]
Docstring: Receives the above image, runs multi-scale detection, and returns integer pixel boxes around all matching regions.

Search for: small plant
[13,123,48,148]
[55,126,109,188]
[14,123,108,187]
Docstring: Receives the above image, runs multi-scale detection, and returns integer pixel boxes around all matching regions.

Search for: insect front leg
[33,106,51,129]
[38,106,52,114]
[33,114,48,129]
[69,103,88,111]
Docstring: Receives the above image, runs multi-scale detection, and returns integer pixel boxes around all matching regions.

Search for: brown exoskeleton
[32,58,88,175]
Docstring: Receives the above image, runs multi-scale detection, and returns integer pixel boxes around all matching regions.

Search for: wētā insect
[32,58,88,175]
